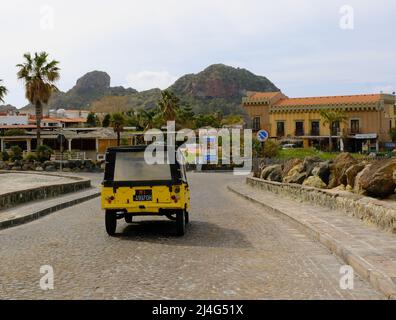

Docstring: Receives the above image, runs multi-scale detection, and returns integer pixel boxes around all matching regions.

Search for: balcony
[310,130,320,136]
[348,128,361,135]
[295,130,305,137]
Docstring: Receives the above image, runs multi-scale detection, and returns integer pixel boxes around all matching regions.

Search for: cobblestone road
[0,173,383,299]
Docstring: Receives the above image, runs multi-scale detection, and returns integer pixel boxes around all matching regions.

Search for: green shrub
[263,139,280,158]
[10,145,23,161]
[4,129,26,136]
[24,152,38,162]
[36,145,53,162]
[0,151,10,162]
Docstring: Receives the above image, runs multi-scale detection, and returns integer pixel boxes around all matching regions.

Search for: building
[242,91,396,152]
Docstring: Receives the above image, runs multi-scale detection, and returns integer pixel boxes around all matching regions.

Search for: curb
[0,190,100,231]
[227,184,396,300]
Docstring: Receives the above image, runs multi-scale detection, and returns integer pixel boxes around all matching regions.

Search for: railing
[310,130,320,136]
[51,151,86,161]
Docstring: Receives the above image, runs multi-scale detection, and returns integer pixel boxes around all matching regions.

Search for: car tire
[176,210,186,236]
[125,215,133,224]
[105,210,117,236]
[185,211,189,225]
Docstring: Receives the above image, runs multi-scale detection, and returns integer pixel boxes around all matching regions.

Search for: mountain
[169,64,279,114]
[0,104,18,113]
[21,64,279,116]
[21,71,137,113]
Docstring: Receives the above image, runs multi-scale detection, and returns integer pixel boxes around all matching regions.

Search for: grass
[277,148,365,161]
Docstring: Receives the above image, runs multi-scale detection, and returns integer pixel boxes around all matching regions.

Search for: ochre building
[242,91,396,152]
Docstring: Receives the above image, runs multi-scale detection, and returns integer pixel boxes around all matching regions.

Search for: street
[0,172,383,299]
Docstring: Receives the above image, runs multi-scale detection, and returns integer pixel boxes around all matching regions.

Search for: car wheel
[105,210,117,236]
[125,215,133,224]
[185,211,189,225]
[176,210,186,236]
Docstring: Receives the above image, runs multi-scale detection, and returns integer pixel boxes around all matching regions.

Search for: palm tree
[16,52,60,146]
[0,80,7,103]
[139,109,159,130]
[320,109,348,151]
[111,113,126,146]
[158,90,181,123]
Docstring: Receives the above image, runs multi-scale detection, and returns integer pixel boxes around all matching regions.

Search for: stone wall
[247,176,396,233]
[0,172,91,211]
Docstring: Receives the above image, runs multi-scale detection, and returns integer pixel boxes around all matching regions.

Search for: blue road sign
[257,130,269,142]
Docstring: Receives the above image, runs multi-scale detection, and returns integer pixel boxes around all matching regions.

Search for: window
[295,121,304,136]
[252,117,261,131]
[276,121,285,137]
[350,119,360,134]
[311,121,320,136]
[331,121,340,136]
[114,152,172,182]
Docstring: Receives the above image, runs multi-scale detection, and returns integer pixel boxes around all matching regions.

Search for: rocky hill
[0,104,18,113]
[21,64,279,115]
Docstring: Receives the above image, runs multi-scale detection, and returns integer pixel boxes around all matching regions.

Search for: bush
[3,129,26,136]
[0,151,10,162]
[24,152,38,162]
[263,140,280,158]
[36,145,53,162]
[10,145,23,161]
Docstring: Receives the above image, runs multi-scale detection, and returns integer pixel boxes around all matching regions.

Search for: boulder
[11,166,22,171]
[261,165,282,180]
[45,165,56,172]
[328,153,356,188]
[354,164,371,194]
[267,166,283,182]
[283,163,304,182]
[358,158,396,198]
[284,172,307,184]
[282,158,302,176]
[303,176,327,189]
[311,161,331,185]
[0,161,6,170]
[345,163,366,188]
[302,156,322,176]
[35,166,44,171]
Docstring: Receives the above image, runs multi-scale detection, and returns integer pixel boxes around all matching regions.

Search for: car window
[113,151,172,181]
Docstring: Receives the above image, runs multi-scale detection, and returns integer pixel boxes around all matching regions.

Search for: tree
[319,110,348,151]
[102,114,111,127]
[86,112,98,127]
[158,90,181,123]
[111,113,126,146]
[177,103,195,128]
[139,109,159,130]
[0,79,7,103]
[194,113,222,129]
[390,127,396,142]
[16,52,60,146]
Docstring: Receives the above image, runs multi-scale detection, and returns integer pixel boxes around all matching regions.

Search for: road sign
[257,130,269,142]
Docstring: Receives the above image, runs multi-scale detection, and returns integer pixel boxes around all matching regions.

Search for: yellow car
[101,146,191,236]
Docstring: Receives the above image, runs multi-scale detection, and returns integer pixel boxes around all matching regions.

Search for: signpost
[57,132,65,172]
[257,130,269,152]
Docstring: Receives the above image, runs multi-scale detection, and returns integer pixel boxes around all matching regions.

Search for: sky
[1,0,395,108]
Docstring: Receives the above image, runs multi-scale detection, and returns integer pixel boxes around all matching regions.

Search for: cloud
[126,71,178,91]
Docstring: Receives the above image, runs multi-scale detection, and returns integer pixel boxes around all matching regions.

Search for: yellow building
[242,91,396,152]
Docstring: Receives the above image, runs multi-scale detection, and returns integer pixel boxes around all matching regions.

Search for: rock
[282,158,302,176]
[328,153,356,188]
[267,166,283,182]
[61,167,71,172]
[358,158,396,198]
[283,163,304,181]
[354,164,371,194]
[302,156,322,176]
[0,161,6,170]
[45,165,56,172]
[11,166,22,171]
[345,163,366,188]
[303,176,327,189]
[311,161,331,185]
[261,165,281,180]
[284,172,307,184]
[35,166,44,171]
[22,164,35,171]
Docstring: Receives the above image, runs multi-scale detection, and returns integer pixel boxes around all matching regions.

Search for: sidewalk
[228,181,396,300]
[0,187,100,230]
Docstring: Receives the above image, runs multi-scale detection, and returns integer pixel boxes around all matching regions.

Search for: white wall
[0,115,29,125]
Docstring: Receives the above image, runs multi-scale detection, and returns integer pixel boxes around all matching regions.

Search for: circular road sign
[257,130,269,142]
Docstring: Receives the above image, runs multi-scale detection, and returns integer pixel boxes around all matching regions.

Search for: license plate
[133,190,152,201]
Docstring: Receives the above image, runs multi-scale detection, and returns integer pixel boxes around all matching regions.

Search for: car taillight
[174,186,181,193]
[171,195,179,203]
[105,196,115,204]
